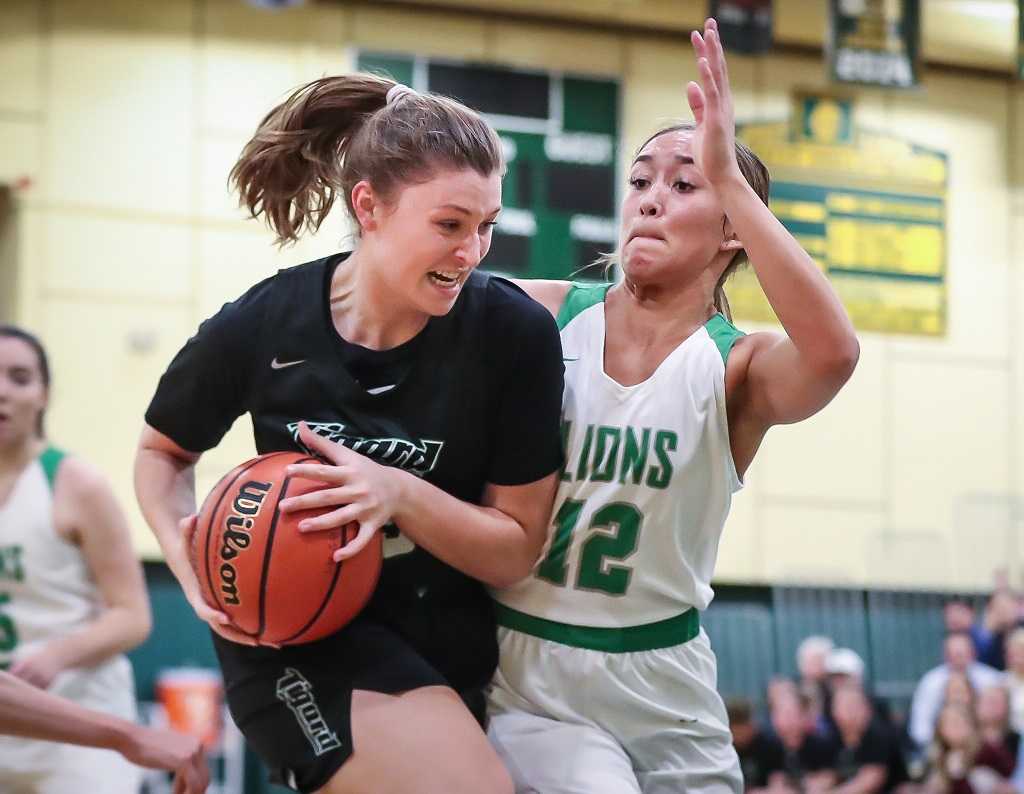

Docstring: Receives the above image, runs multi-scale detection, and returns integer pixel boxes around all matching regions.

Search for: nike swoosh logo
[271,357,306,370]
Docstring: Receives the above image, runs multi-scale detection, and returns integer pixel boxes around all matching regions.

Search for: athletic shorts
[487,626,742,794]
[214,617,487,793]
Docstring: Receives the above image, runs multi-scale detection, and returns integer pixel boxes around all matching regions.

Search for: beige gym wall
[0,0,1018,591]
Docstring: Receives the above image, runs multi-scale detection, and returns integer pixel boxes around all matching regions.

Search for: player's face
[375,167,502,316]
[620,131,731,286]
[0,337,47,449]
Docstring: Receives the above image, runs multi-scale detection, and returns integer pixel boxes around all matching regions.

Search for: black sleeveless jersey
[146,253,564,691]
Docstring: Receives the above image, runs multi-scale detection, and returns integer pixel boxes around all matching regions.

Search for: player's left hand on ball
[280,422,404,561]
[9,651,63,690]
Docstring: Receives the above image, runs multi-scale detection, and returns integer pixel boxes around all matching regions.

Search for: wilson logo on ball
[191,451,382,646]
[218,480,272,606]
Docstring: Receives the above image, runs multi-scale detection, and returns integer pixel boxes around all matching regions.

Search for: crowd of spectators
[728,590,1024,794]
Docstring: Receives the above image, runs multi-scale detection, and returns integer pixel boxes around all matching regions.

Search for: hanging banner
[732,92,947,336]
[709,0,773,55]
[828,0,920,88]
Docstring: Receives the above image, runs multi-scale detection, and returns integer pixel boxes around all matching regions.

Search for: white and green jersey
[0,448,140,784]
[492,282,744,652]
[0,448,105,665]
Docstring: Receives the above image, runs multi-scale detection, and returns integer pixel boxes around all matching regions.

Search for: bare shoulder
[53,455,107,500]
[723,329,781,394]
[509,279,572,319]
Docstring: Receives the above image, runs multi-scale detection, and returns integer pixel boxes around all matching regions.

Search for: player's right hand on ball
[177,515,262,647]
[121,724,210,794]
[279,422,402,562]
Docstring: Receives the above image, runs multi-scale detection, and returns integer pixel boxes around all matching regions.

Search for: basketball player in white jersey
[0,326,153,793]
[487,19,860,794]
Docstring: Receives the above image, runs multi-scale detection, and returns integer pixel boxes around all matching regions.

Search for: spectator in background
[826,648,866,688]
[798,636,835,728]
[975,686,1019,767]
[728,697,777,791]
[768,676,802,711]
[828,683,894,794]
[1004,629,1024,735]
[910,633,1003,750]
[973,591,1021,672]
[945,673,979,711]
[922,703,1014,794]
[946,600,978,636]
[763,692,836,793]
[823,647,896,732]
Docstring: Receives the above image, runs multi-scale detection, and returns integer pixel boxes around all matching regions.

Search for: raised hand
[687,18,742,188]
[278,422,404,562]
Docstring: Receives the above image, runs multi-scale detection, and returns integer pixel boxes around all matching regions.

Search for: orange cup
[155,667,223,750]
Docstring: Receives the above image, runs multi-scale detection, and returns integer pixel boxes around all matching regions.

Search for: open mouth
[428,270,464,288]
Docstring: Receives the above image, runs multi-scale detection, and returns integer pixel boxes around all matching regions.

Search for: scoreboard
[734,95,948,336]
[357,52,621,281]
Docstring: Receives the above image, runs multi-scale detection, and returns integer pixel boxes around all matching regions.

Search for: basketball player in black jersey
[134,76,564,794]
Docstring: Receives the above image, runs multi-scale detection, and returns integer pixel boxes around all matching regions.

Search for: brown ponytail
[713,283,733,323]
[230,74,504,246]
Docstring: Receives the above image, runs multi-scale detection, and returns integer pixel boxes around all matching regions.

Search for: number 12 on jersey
[536,499,644,596]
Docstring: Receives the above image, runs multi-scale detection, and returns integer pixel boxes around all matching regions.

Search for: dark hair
[725,697,754,726]
[0,325,50,438]
[601,122,771,322]
[229,74,504,246]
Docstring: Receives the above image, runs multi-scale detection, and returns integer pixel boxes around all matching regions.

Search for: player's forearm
[0,669,129,749]
[390,472,543,587]
[716,175,859,375]
[44,605,150,673]
[133,446,197,573]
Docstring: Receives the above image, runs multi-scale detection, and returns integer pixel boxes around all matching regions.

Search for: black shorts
[213,617,487,793]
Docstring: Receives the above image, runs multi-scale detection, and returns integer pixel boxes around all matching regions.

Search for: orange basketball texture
[191,451,382,646]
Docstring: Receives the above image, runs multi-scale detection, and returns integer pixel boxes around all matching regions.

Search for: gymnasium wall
[0,0,1020,591]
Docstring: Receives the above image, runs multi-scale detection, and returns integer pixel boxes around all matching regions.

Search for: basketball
[190,451,382,646]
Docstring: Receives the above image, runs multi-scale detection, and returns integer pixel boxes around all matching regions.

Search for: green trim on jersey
[556,282,613,331]
[39,446,67,492]
[494,602,699,653]
[705,314,745,365]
